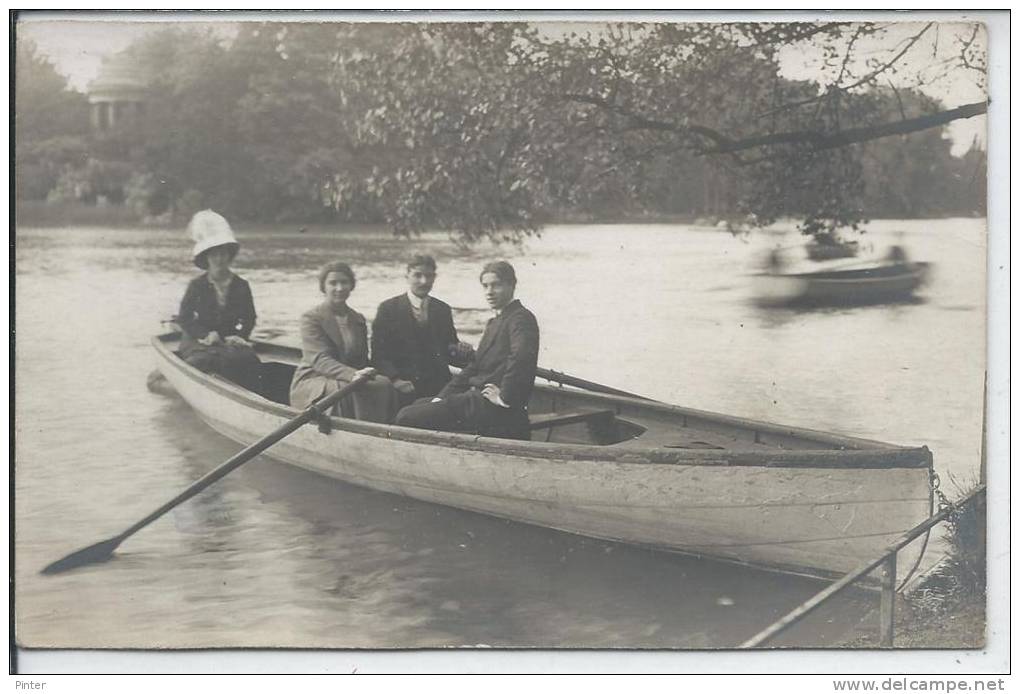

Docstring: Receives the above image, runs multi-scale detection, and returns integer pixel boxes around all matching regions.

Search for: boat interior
[255,353,648,447]
[162,333,905,455]
[260,345,902,454]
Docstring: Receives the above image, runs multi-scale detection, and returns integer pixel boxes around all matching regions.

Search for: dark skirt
[182,342,263,394]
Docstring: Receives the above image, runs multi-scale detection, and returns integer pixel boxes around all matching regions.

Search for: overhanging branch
[753,23,935,120]
[563,92,987,156]
[702,100,987,154]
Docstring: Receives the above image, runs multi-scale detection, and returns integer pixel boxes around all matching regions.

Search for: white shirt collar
[407,291,428,309]
[493,299,515,317]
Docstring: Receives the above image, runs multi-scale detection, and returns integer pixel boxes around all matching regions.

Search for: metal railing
[740,484,986,648]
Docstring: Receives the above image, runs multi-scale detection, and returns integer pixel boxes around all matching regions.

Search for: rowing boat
[152,332,933,581]
[753,261,932,307]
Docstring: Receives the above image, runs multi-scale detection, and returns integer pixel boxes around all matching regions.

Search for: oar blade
[40,536,122,576]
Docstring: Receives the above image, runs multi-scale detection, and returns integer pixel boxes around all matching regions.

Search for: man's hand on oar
[41,374,371,576]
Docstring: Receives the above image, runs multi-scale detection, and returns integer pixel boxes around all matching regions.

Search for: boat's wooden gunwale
[153,334,930,470]
[583,389,905,452]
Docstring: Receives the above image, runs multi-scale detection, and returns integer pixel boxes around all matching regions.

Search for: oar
[535,366,653,401]
[41,374,371,576]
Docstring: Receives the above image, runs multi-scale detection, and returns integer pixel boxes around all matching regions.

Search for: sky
[17,18,233,90]
[17,15,987,155]
[775,21,987,154]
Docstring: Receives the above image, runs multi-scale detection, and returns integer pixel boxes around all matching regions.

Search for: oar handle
[535,366,651,401]
[116,374,371,543]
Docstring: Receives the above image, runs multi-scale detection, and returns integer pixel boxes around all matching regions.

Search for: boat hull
[755,262,931,307]
[155,336,933,581]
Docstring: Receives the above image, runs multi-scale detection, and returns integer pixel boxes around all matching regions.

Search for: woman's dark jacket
[177,273,257,350]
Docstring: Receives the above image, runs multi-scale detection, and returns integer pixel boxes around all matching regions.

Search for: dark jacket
[371,294,462,398]
[440,299,539,410]
[289,302,370,409]
[178,273,256,351]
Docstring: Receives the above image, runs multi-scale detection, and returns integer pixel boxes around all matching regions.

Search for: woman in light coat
[289,261,398,423]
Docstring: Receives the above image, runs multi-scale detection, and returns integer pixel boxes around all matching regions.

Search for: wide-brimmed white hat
[188,209,239,268]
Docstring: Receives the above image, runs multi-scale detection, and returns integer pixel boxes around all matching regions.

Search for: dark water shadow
[754,295,929,313]
[751,296,931,329]
[936,304,980,312]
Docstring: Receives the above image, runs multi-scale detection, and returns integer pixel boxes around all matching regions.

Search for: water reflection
[752,297,930,330]
[140,389,875,648]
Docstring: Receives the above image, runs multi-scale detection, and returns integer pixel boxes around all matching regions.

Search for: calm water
[14,219,985,649]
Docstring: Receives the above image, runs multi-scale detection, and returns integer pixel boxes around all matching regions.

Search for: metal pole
[879,553,897,647]
[980,375,988,485]
[740,485,985,649]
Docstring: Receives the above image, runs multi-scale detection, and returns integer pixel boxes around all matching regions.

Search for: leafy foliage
[14,38,90,142]
[124,28,263,217]
[14,39,90,200]
[912,478,986,616]
[15,21,987,239]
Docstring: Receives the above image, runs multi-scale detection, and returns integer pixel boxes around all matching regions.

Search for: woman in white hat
[177,210,262,393]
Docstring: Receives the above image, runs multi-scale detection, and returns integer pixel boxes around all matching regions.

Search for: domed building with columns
[87,51,149,132]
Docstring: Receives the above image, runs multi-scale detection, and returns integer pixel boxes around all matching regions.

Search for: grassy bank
[14,200,707,231]
[839,583,985,649]
[15,200,146,228]
[15,199,982,233]
[841,483,986,648]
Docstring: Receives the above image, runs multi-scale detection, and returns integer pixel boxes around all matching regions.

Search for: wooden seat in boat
[529,409,615,431]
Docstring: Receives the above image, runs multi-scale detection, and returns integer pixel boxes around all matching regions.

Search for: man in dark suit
[395,260,539,440]
[371,254,473,401]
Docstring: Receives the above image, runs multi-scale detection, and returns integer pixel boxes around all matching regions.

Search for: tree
[280,21,986,239]
[540,22,986,235]
[125,27,264,218]
[234,23,373,223]
[14,38,90,199]
[14,38,90,142]
[32,20,983,236]
[240,22,568,238]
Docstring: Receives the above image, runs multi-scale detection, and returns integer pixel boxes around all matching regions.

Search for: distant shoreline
[14,200,986,233]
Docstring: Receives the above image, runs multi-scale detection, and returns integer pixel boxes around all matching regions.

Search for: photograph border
[9,6,1010,675]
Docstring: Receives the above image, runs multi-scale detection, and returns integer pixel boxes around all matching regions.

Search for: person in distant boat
[371,254,474,405]
[177,209,262,393]
[394,260,539,440]
[289,261,399,424]
[766,247,785,272]
[887,245,908,263]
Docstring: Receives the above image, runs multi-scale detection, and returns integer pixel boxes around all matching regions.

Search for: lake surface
[13,218,986,650]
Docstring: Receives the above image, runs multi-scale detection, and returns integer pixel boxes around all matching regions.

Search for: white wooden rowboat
[153,332,933,582]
